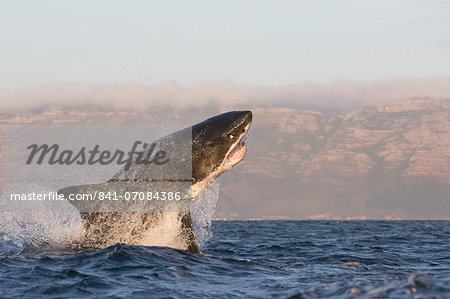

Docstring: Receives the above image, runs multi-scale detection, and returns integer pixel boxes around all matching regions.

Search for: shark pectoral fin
[180,212,200,253]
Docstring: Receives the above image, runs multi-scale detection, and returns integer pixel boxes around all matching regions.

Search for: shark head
[191,111,252,194]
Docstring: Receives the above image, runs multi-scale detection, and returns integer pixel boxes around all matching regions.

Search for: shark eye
[229,134,234,139]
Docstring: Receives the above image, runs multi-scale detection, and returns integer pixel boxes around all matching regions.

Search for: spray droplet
[190,181,219,248]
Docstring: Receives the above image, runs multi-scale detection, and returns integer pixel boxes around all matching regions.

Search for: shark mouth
[225,136,247,166]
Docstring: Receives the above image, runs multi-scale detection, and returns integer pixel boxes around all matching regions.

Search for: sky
[1,0,450,89]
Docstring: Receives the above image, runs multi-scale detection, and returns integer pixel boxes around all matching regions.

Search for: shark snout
[237,110,252,126]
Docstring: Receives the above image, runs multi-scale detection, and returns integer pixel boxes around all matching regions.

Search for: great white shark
[58,111,252,253]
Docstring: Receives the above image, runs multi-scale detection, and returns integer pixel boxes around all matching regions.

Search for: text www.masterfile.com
[10,191,182,201]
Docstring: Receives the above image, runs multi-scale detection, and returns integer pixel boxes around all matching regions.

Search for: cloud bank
[1,77,450,113]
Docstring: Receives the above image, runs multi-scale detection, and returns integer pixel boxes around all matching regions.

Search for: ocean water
[0,220,449,298]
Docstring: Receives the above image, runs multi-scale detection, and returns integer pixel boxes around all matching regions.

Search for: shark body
[58,111,252,253]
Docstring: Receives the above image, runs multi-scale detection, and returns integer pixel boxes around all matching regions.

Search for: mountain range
[1,98,448,219]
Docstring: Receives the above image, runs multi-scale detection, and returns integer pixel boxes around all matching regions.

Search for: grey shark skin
[58,111,252,253]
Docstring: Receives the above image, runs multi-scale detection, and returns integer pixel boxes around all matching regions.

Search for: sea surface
[0,220,449,298]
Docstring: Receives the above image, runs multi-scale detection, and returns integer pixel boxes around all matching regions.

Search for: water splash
[0,180,220,252]
[190,181,220,247]
[0,199,83,251]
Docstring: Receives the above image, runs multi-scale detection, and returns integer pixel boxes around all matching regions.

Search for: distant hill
[217,98,450,220]
[1,98,449,219]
